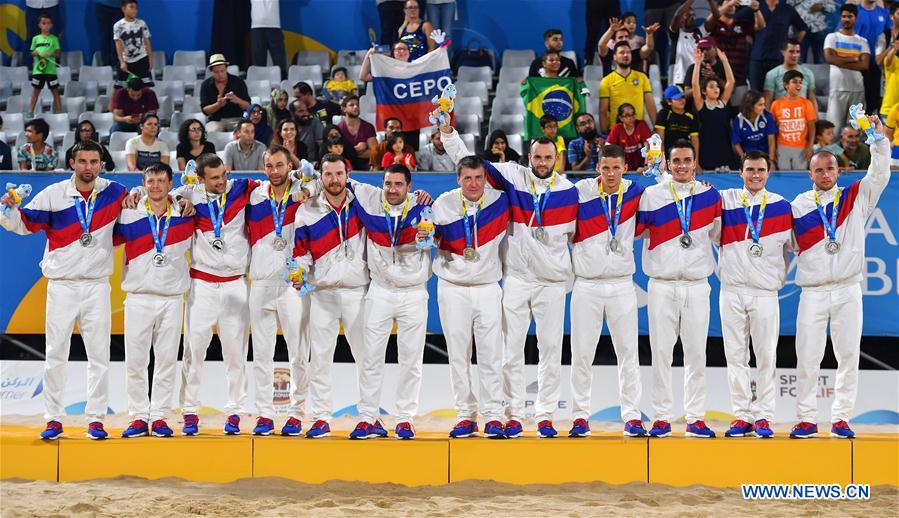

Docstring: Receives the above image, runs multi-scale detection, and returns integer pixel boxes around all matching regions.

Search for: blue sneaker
[280,417,302,436]
[449,420,478,438]
[349,421,376,440]
[484,420,506,439]
[87,421,108,440]
[754,419,774,438]
[40,420,63,440]
[624,419,647,437]
[830,420,855,439]
[306,420,331,439]
[569,418,591,437]
[649,420,672,438]
[395,422,415,440]
[724,419,754,437]
[224,415,241,435]
[537,420,558,438]
[182,414,199,436]
[372,419,389,438]
[151,419,174,437]
[122,419,149,438]
[504,419,523,439]
[790,421,818,439]
[685,420,716,438]
[253,417,274,436]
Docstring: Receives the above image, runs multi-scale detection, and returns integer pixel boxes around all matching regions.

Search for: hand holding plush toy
[3,183,32,216]
[641,133,664,179]
[848,104,884,145]
[285,257,315,295]
[181,160,199,186]
[412,205,436,250]
[428,83,456,126]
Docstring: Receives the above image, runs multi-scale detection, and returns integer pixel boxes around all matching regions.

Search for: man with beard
[294,81,341,126]
[528,29,582,80]
[291,99,324,160]
[824,4,870,131]
[568,113,604,171]
[337,96,378,171]
[440,110,579,439]
[599,41,656,134]
[840,125,872,170]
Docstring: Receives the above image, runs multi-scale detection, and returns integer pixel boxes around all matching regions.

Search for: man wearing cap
[681,37,726,101]
[200,54,251,132]
[655,85,699,154]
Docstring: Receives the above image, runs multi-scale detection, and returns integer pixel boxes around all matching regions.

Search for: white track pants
[357,283,428,425]
[44,279,111,423]
[570,277,641,422]
[719,288,779,423]
[648,279,711,423]
[180,277,250,416]
[437,280,504,422]
[124,292,184,423]
[249,284,310,420]
[501,275,566,422]
[795,283,863,424]
[307,286,367,422]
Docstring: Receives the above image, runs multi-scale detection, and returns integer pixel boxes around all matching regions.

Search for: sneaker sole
[122,431,149,438]
[623,431,646,437]
[151,431,173,437]
[450,432,477,438]
[349,434,377,440]
[830,433,854,439]
[253,430,274,436]
[724,432,751,437]
[281,431,302,436]
[790,433,818,439]
[504,432,522,439]
[224,431,241,435]
[182,431,198,436]
[685,432,715,438]
[650,432,672,438]
[485,432,506,439]
[569,431,591,437]
[40,433,64,440]
[538,433,557,438]
[307,432,331,439]
[396,435,414,440]
[87,434,108,440]
[754,433,774,438]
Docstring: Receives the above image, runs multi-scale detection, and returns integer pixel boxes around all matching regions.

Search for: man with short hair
[290,99,324,159]
[599,41,656,134]
[416,128,455,172]
[704,0,766,89]
[824,4,871,132]
[111,77,159,134]
[370,117,414,169]
[748,0,807,91]
[201,54,251,132]
[223,120,266,171]
[337,95,378,171]
[840,125,872,169]
[789,115,890,439]
[528,29,582,79]
[763,38,818,112]
[636,138,722,439]
[568,113,604,172]
[295,81,341,126]
[716,151,793,438]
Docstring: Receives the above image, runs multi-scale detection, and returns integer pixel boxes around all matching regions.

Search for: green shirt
[844,143,871,170]
[31,34,60,76]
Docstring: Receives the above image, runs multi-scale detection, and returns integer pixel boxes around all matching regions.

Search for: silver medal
[152,253,166,267]
[534,227,546,241]
[211,238,225,251]
[79,233,92,247]
[463,247,476,261]
[273,236,287,251]
[679,234,692,249]
[609,237,620,253]
[748,243,763,258]
[825,239,840,255]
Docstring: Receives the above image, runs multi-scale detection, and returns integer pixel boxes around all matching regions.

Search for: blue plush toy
[181,160,199,186]
[284,257,315,295]
[412,205,436,250]
[298,159,319,184]
[4,183,32,217]
[848,103,884,145]
[428,83,456,126]
[640,133,664,179]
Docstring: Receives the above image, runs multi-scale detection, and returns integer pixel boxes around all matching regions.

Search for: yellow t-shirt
[884,103,899,147]
[881,58,899,116]
[554,135,566,172]
[599,70,652,125]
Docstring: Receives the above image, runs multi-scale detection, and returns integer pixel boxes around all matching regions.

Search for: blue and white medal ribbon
[460,191,483,261]
[74,190,98,247]
[742,191,767,258]
[209,192,227,251]
[530,175,554,241]
[146,200,172,266]
[598,181,625,253]
[814,188,842,254]
[270,186,290,251]
[669,181,695,248]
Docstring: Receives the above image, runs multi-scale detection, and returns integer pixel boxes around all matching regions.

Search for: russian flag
[370,47,453,131]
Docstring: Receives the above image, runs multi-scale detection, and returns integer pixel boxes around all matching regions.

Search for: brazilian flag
[520,77,588,140]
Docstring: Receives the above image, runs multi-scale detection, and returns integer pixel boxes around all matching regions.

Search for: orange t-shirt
[771,97,817,148]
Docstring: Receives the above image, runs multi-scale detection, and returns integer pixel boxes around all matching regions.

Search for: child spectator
[813,119,849,168]
[690,47,735,170]
[770,69,817,170]
[655,85,699,154]
[17,118,57,171]
[380,133,416,170]
[606,103,652,171]
[731,89,777,161]
[113,0,154,89]
[27,14,62,117]
[481,130,522,164]
[323,67,358,103]
[539,114,566,172]
[176,118,215,170]
[325,134,354,171]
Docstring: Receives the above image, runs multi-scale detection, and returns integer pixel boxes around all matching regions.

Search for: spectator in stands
[271,118,308,169]
[481,129,522,164]
[763,38,819,114]
[598,15,660,73]
[771,70,817,170]
[840,125,871,170]
[323,67,358,103]
[789,0,836,64]
[813,119,849,167]
[113,0,154,89]
[878,5,899,119]
[378,0,407,45]
[748,0,807,92]
[645,0,685,81]
[682,37,727,101]
[324,124,360,167]
[96,0,120,66]
[266,88,291,129]
[64,120,115,172]
[599,41,656,134]
[398,0,435,61]
[539,114,566,172]
[704,0,765,99]
[24,0,60,71]
[360,41,411,85]
[111,77,159,135]
[290,99,324,159]
[416,127,455,172]
[324,135,355,171]
[655,85,699,154]
[568,113,604,171]
[606,103,653,171]
[585,0,620,66]
[669,0,709,88]
[691,47,736,170]
[250,0,287,80]
[370,117,415,169]
[27,14,63,118]
[824,4,870,131]
[380,133,416,170]
[294,81,341,126]
[883,101,899,167]
[245,103,273,145]
[427,0,455,39]
[337,95,377,170]
[528,29,582,79]
[200,54,251,132]
[731,90,777,160]
[532,50,563,78]
[0,116,13,171]
[17,118,57,171]
[176,118,215,170]
[125,112,168,171]
[224,120,266,171]
[854,0,890,112]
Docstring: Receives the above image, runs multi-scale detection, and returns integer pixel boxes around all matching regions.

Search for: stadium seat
[247,65,281,85]
[493,114,524,137]
[110,150,128,170]
[246,80,272,103]
[181,95,202,114]
[158,129,178,149]
[151,50,166,80]
[807,63,829,95]
[455,114,480,137]
[455,81,489,105]
[173,50,207,76]
[494,81,521,100]
[360,94,376,114]
[492,96,525,116]
[65,81,100,107]
[60,51,84,76]
[0,81,10,109]
[454,97,484,122]
[170,111,206,129]
[288,65,323,88]
[78,66,114,94]
[296,50,331,71]
[5,95,26,114]
[498,66,528,85]
[61,130,75,154]
[502,49,536,68]
[2,113,24,140]
[56,66,72,91]
[43,113,71,144]
[456,66,492,86]
[163,65,197,89]
[336,50,368,67]
[360,111,376,126]
[90,50,103,66]
[95,94,111,113]
[583,64,604,85]
[108,131,137,152]
[154,80,186,106]
[156,95,174,123]
[81,112,114,141]
[460,133,477,153]
[0,66,29,89]
[507,133,523,155]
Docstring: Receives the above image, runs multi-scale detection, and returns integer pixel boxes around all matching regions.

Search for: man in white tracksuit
[789,115,890,439]
[440,120,578,439]
[569,144,648,438]
[426,155,511,439]
[636,138,722,438]
[117,163,195,439]
[349,164,432,440]
[716,151,793,439]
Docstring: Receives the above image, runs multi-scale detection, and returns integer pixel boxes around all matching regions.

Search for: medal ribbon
[383,196,411,248]
[269,184,290,239]
[208,191,227,239]
[332,198,351,245]
[598,181,625,240]
[460,191,484,251]
[741,191,767,244]
[145,199,172,254]
[813,188,841,242]
[73,189,98,236]
[530,174,555,228]
[669,181,695,237]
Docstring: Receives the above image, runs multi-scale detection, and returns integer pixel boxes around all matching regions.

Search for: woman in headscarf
[481,129,521,164]
[65,119,115,171]
[244,103,273,145]
[266,88,291,129]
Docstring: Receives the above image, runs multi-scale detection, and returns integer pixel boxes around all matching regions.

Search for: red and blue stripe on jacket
[20,183,127,251]
[793,181,861,254]
[573,182,645,243]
